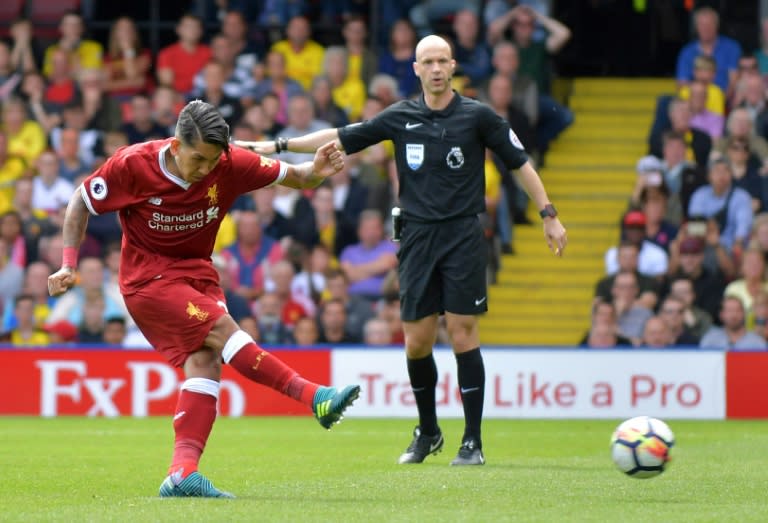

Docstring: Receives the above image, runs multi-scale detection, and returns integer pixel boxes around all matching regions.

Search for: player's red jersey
[80,138,285,295]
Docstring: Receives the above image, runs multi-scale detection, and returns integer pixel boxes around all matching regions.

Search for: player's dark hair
[176,100,230,155]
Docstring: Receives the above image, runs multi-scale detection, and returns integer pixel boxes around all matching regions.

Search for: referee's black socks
[407,353,439,436]
[456,347,485,447]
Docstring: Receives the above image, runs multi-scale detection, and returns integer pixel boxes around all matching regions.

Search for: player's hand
[48,267,77,297]
[233,140,275,155]
[313,141,345,179]
[543,217,567,257]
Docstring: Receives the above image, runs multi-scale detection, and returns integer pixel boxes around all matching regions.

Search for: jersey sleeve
[338,113,391,154]
[478,104,529,170]
[80,152,143,215]
[229,146,287,193]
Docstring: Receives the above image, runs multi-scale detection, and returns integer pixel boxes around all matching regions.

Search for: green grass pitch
[1,417,767,522]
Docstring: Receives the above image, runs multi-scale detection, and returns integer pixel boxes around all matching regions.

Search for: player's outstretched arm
[48,189,90,296]
[514,161,568,256]
[235,128,343,155]
[280,141,345,189]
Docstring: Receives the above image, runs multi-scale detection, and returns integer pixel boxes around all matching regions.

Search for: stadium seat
[29,0,81,40]
[0,0,24,37]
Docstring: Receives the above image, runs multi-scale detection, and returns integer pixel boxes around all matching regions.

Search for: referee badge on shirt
[509,129,525,150]
[406,144,424,170]
[446,147,464,169]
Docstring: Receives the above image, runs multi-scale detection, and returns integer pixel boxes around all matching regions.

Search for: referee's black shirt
[338,91,529,222]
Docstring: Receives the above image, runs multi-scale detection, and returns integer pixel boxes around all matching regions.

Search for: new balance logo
[405,122,423,130]
[474,297,487,306]
[173,410,186,421]
[148,197,163,205]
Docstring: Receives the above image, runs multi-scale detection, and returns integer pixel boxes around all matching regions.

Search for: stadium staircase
[479,77,675,346]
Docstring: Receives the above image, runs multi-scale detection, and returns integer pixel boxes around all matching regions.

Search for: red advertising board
[725,352,768,418]
[0,348,330,417]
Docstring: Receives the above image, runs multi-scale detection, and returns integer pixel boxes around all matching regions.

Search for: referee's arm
[514,161,553,211]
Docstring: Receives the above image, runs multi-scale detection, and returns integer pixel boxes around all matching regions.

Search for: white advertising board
[332,349,725,419]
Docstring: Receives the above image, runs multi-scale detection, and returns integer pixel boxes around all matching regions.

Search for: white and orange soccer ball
[610,416,674,478]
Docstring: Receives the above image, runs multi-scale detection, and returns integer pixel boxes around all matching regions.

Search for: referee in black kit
[237,35,567,466]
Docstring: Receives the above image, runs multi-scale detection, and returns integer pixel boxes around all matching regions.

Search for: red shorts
[124,276,228,367]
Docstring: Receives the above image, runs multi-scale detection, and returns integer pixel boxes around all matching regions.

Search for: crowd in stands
[0,1,574,347]
[583,6,768,351]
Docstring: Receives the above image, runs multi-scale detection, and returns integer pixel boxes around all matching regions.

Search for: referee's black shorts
[397,215,488,321]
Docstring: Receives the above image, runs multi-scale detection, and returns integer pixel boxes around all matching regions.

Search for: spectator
[723,247,768,327]
[731,69,766,123]
[340,210,399,301]
[376,294,405,344]
[378,20,419,99]
[196,61,243,127]
[610,270,653,346]
[191,34,257,104]
[43,319,78,344]
[220,10,260,77]
[0,131,25,214]
[291,243,330,308]
[0,210,25,268]
[451,9,492,90]
[595,242,660,311]
[579,299,632,347]
[250,184,294,241]
[317,297,360,344]
[252,51,305,126]
[699,296,767,350]
[292,315,320,346]
[44,47,78,108]
[342,16,378,86]
[264,259,314,326]
[489,41,539,137]
[50,103,103,167]
[408,0,480,39]
[724,136,763,213]
[47,256,130,327]
[310,76,349,128]
[368,74,402,107]
[363,317,394,345]
[77,290,106,343]
[259,92,285,136]
[658,295,700,346]
[749,212,768,263]
[120,94,168,144]
[0,295,49,346]
[8,18,40,74]
[605,211,668,278]
[649,98,711,168]
[658,132,708,224]
[675,7,741,93]
[79,68,123,133]
[211,253,252,322]
[19,71,61,134]
[276,94,331,165]
[42,11,103,79]
[0,237,23,307]
[3,97,46,168]
[254,291,293,345]
[220,210,284,302]
[325,268,376,342]
[156,14,212,95]
[678,55,725,116]
[641,316,674,348]
[688,156,753,255]
[0,41,21,102]
[12,178,56,262]
[103,316,127,346]
[667,236,726,320]
[57,128,91,181]
[713,107,768,161]
[324,46,366,122]
[668,275,713,340]
[756,17,768,76]
[630,179,678,254]
[103,17,153,100]
[31,151,75,216]
[270,15,325,91]
[686,79,725,140]
[1,260,52,331]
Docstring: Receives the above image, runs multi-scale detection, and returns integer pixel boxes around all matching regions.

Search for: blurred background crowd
[0,0,765,350]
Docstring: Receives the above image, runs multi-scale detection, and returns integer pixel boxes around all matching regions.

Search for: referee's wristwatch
[539,203,558,219]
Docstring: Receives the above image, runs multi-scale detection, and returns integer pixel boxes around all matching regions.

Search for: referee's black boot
[397,426,444,464]
[450,438,485,466]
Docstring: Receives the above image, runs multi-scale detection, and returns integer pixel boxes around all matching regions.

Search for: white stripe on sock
[221,329,254,363]
[180,377,220,398]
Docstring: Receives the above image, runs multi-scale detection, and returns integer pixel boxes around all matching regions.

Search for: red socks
[168,378,219,480]
[223,330,319,406]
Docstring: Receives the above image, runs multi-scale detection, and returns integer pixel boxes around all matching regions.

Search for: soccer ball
[610,416,674,478]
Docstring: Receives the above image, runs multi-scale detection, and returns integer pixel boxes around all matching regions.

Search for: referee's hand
[543,218,567,257]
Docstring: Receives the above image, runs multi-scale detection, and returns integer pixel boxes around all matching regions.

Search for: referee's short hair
[176,100,230,155]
